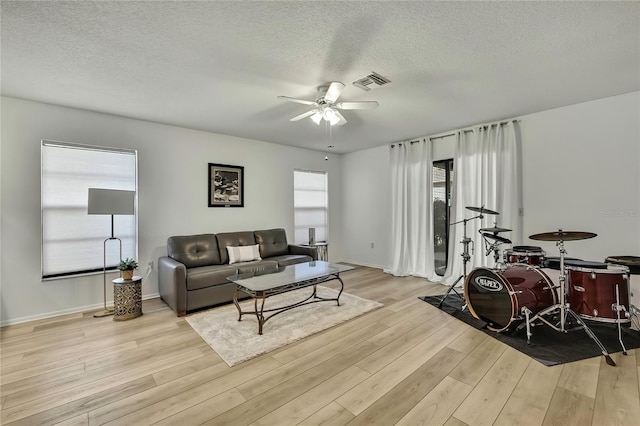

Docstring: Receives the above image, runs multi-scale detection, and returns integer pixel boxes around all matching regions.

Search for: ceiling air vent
[353,72,391,91]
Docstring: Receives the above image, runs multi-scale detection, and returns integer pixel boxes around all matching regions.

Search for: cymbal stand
[520,238,616,366]
[437,214,480,309]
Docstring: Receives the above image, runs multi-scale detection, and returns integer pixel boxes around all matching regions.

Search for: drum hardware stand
[483,237,505,267]
[479,222,511,268]
[436,214,479,309]
[522,233,616,366]
[613,284,629,355]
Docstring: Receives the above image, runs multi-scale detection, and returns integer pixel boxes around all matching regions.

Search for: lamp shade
[310,110,323,125]
[88,188,135,215]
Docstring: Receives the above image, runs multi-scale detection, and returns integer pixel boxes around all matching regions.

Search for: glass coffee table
[228,261,353,335]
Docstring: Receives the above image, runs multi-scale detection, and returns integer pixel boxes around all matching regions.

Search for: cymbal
[529,230,597,241]
[480,233,512,244]
[479,227,512,233]
[466,206,499,215]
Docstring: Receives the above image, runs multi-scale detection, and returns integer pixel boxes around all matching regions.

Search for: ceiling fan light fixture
[322,107,340,125]
[279,81,378,126]
[322,107,336,121]
[311,110,322,125]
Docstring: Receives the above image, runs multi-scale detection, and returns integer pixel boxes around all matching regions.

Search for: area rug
[186,286,383,367]
[421,295,640,366]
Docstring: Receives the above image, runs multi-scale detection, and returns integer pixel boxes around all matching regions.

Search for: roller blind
[41,140,137,279]
[293,170,328,245]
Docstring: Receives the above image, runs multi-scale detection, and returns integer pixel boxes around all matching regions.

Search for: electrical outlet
[370,242,374,249]
[147,261,153,269]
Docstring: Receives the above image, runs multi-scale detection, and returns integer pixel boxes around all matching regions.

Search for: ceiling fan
[278,81,378,126]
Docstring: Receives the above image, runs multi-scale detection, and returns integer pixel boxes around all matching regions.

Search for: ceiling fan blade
[277,96,317,106]
[333,110,347,126]
[324,82,345,103]
[335,101,379,110]
[290,110,317,121]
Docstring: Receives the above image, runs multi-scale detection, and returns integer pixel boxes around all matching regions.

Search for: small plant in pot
[117,258,138,280]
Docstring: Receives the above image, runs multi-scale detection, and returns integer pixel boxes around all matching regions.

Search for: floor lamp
[88,188,136,317]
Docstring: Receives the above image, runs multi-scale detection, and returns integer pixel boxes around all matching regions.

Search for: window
[433,159,453,275]
[41,140,137,279]
[293,170,328,245]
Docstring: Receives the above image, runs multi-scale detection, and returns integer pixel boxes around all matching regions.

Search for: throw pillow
[227,244,262,264]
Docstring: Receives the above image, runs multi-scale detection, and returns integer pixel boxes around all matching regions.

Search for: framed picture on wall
[208,163,244,207]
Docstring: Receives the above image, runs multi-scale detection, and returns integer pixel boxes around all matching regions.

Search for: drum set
[438,206,636,367]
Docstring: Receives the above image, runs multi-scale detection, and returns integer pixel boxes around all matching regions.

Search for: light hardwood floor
[1,266,639,425]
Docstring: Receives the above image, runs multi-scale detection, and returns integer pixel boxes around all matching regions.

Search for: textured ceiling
[2,1,639,153]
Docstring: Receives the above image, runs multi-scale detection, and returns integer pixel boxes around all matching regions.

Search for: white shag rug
[185,286,383,367]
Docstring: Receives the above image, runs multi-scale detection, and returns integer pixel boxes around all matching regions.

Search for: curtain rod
[390,119,519,147]
[390,138,425,148]
[429,119,519,141]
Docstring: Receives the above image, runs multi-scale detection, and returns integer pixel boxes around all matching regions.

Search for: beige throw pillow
[227,244,261,264]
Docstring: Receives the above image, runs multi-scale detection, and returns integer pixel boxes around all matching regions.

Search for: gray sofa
[158,228,317,316]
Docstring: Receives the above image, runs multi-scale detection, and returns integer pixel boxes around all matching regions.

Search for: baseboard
[0,293,161,327]
[338,259,387,270]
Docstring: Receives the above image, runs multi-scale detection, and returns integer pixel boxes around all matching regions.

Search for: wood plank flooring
[1,266,639,425]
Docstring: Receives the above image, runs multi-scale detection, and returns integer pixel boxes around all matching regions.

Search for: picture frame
[208,163,244,207]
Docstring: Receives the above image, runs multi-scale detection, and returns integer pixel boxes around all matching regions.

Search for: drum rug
[420,295,640,366]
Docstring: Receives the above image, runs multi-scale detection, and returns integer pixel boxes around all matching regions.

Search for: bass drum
[464,264,557,332]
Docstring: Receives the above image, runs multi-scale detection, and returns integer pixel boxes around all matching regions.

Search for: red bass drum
[464,264,557,332]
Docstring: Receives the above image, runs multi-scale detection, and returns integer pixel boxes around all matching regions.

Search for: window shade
[41,141,137,278]
[293,170,328,245]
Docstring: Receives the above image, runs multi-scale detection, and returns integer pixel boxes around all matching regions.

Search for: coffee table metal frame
[230,261,351,335]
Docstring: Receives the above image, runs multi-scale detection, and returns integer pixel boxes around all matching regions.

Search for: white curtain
[441,121,522,285]
[386,140,439,279]
[386,121,521,285]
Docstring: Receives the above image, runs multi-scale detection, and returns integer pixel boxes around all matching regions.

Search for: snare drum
[567,262,631,323]
[505,246,546,266]
[464,264,557,332]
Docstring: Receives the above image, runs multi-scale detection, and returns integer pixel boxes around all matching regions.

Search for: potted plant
[117,258,138,280]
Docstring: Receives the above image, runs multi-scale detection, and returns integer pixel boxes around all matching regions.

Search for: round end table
[112,276,143,321]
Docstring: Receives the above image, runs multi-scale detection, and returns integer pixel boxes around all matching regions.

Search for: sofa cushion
[227,244,261,264]
[236,260,279,275]
[216,231,257,264]
[167,234,221,268]
[254,228,289,259]
[186,264,238,291]
[269,254,313,267]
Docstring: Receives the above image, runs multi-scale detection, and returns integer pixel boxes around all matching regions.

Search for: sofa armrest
[158,256,187,316]
[288,244,318,261]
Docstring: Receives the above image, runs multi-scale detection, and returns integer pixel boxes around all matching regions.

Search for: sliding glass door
[433,159,453,276]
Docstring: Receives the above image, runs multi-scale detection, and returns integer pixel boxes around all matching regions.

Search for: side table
[304,242,329,261]
[112,276,143,321]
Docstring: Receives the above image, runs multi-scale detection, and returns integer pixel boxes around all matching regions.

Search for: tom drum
[464,264,557,332]
[505,246,546,266]
[567,262,631,323]
[606,256,640,312]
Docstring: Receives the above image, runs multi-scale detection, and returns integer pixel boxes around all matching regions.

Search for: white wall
[0,96,343,325]
[520,91,640,261]
[342,91,640,269]
[341,145,390,268]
